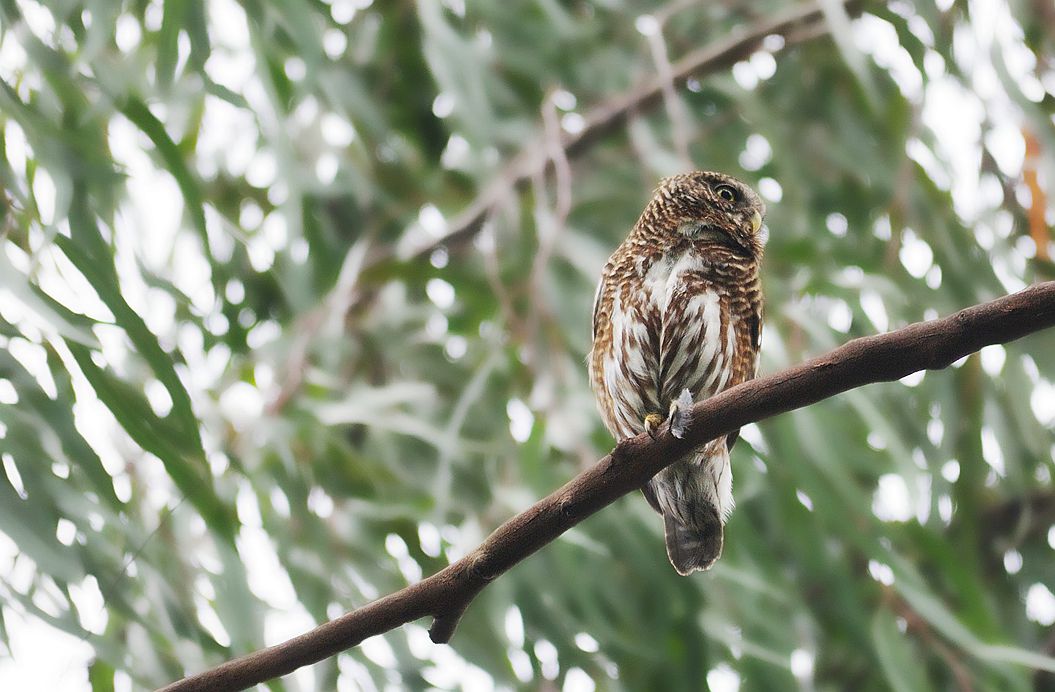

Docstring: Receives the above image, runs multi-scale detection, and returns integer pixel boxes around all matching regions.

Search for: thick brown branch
[162,282,1055,692]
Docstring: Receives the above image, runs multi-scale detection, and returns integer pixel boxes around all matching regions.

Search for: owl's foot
[668,389,693,440]
[644,413,664,439]
[643,390,694,440]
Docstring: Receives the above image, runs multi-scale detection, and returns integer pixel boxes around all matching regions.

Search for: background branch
[163,282,1055,692]
[396,0,861,264]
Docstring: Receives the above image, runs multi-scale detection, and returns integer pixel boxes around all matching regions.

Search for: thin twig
[266,236,371,414]
[1022,127,1050,262]
[524,93,574,369]
[888,591,974,692]
[162,281,1055,692]
[641,15,694,168]
[400,0,859,263]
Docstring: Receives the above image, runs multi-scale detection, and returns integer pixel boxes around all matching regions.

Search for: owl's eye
[715,184,739,202]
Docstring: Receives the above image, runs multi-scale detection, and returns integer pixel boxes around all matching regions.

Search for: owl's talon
[644,413,664,439]
[668,389,694,439]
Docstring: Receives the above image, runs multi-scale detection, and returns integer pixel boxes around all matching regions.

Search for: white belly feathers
[601,250,731,439]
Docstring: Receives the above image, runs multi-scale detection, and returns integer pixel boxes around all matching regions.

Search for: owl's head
[650,171,767,257]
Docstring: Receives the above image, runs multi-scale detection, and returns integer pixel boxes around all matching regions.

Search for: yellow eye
[715,184,738,202]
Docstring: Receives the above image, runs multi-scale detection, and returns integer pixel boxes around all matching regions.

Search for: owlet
[588,171,766,574]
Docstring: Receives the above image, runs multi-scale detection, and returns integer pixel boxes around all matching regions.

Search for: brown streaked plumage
[588,171,766,575]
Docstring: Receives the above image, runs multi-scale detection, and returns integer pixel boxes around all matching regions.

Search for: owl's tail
[663,511,723,575]
[646,438,734,575]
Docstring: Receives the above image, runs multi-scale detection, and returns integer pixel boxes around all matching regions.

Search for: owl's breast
[642,251,734,403]
[592,249,735,439]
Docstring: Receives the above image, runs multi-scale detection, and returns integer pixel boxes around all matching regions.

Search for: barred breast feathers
[592,245,747,441]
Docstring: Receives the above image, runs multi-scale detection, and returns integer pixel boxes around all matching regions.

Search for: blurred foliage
[1,0,1055,690]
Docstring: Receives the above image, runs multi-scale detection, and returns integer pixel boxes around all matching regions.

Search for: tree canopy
[0,0,1054,690]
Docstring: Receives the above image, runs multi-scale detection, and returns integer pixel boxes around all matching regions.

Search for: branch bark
[162,281,1055,692]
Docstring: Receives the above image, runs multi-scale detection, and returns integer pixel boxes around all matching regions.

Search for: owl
[589,171,766,575]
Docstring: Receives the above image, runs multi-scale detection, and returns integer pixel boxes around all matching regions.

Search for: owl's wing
[590,272,605,342]
[748,310,762,374]
[726,308,763,451]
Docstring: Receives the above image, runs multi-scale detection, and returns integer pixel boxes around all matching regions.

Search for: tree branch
[163,282,1055,692]
[396,0,861,264]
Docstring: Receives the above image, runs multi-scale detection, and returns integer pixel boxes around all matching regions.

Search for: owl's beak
[750,210,763,234]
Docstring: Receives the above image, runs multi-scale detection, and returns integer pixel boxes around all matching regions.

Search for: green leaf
[871,608,931,692]
[88,659,116,692]
[53,229,203,454]
[117,98,211,258]
[65,341,234,541]
[0,248,100,347]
